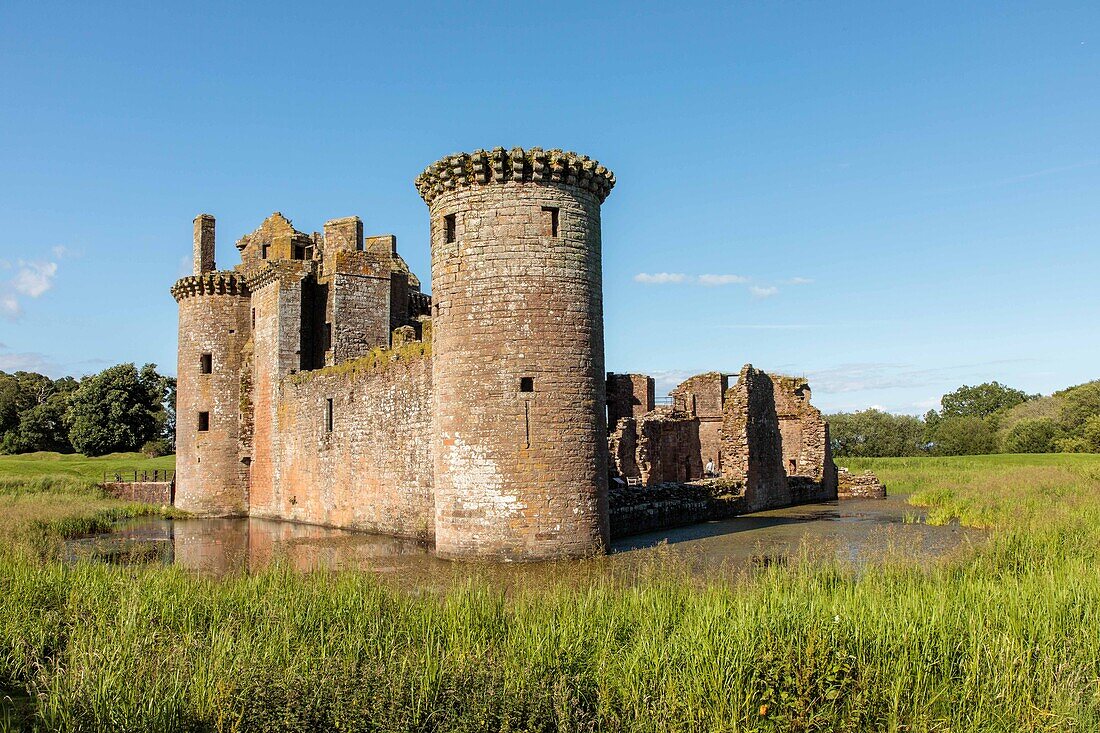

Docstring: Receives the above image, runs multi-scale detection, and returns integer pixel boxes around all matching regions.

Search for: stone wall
[721,365,790,511]
[670,372,728,473]
[102,481,174,505]
[771,376,838,500]
[609,483,746,539]
[837,468,887,499]
[255,343,435,540]
[607,373,654,426]
[608,416,638,480]
[635,408,701,484]
[423,148,614,560]
[171,272,252,516]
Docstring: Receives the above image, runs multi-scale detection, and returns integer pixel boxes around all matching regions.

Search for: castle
[172,147,837,561]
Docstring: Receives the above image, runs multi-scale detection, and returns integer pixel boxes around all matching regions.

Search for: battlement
[170,271,249,301]
[414,147,616,206]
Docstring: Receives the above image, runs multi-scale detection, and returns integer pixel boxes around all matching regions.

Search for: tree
[1057,382,1100,434]
[1000,418,1060,454]
[828,409,927,457]
[66,363,166,456]
[0,371,77,454]
[938,382,1030,421]
[930,416,997,456]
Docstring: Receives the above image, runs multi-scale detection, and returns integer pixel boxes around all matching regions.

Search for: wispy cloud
[0,254,65,321]
[803,359,1036,394]
[698,273,749,286]
[634,272,793,296]
[0,343,61,374]
[634,272,688,284]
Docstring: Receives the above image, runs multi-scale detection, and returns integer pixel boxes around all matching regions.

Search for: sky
[1,1,1098,414]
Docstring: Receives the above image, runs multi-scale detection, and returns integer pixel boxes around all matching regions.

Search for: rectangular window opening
[323,322,332,351]
[198,412,210,432]
[788,458,797,474]
[304,246,314,260]
[261,243,270,260]
[292,245,305,260]
[520,376,534,393]
[325,398,334,433]
[444,213,456,244]
[200,353,212,374]
[542,206,559,237]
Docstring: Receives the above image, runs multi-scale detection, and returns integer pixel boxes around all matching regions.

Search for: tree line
[828,380,1100,457]
[0,364,175,457]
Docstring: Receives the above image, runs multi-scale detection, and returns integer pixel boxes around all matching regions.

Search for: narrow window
[198,412,210,432]
[788,458,797,474]
[323,322,332,351]
[251,308,256,328]
[524,400,531,449]
[262,244,270,260]
[200,353,212,374]
[520,376,534,393]
[542,206,559,237]
[444,213,456,244]
[325,398,334,433]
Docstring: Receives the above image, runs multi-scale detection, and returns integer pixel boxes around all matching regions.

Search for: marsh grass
[0,453,1099,731]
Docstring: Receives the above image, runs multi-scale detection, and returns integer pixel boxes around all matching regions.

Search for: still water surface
[67,495,979,582]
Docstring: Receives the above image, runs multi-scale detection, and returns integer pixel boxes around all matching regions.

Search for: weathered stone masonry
[172,146,841,562]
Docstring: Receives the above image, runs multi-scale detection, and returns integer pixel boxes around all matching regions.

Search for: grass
[0,453,1098,731]
[0,451,175,493]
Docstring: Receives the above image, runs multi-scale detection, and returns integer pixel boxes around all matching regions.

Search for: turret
[171,215,252,515]
[417,147,616,560]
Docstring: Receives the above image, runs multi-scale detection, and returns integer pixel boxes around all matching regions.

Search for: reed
[0,453,1098,731]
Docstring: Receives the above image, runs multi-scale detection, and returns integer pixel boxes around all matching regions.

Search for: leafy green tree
[930,416,997,456]
[938,382,1031,421]
[66,363,166,456]
[0,371,78,453]
[1000,418,1060,454]
[1057,382,1100,434]
[828,409,927,457]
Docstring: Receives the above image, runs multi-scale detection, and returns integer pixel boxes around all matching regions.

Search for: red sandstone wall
[721,366,790,511]
[255,347,435,540]
[173,277,251,515]
[428,175,610,560]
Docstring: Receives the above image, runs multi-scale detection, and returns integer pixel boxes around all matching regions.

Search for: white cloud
[698,273,749,286]
[634,272,688,284]
[749,285,779,298]
[12,261,58,297]
[0,256,63,320]
[786,277,813,285]
[0,292,19,319]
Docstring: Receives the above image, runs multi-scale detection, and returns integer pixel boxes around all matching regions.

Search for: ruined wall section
[607,373,655,427]
[721,365,789,511]
[172,272,252,515]
[771,376,838,501]
[635,408,702,485]
[608,417,638,480]
[671,372,729,473]
[266,342,435,540]
[421,147,615,560]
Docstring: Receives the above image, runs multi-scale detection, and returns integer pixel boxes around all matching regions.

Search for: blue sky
[1,1,1097,414]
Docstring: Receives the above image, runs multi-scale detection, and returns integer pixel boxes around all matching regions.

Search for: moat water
[66,495,981,581]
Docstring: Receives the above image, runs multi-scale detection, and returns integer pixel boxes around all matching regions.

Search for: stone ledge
[170,271,249,301]
[415,147,615,206]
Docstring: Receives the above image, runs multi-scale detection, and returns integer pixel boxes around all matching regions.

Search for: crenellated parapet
[171,271,249,301]
[415,147,616,205]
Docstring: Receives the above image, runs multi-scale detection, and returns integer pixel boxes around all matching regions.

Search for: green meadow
[1,452,1099,731]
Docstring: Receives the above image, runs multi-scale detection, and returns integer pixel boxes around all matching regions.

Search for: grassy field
[0,453,1098,731]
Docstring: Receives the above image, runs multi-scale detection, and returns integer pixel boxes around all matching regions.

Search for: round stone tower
[171,215,252,515]
[416,147,616,560]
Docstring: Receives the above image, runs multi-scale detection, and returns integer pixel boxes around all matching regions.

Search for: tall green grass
[0,453,1098,731]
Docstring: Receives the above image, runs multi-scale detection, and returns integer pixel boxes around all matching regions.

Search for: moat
[67,495,980,581]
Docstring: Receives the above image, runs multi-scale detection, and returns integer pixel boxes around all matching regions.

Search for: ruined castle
[172,147,837,561]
